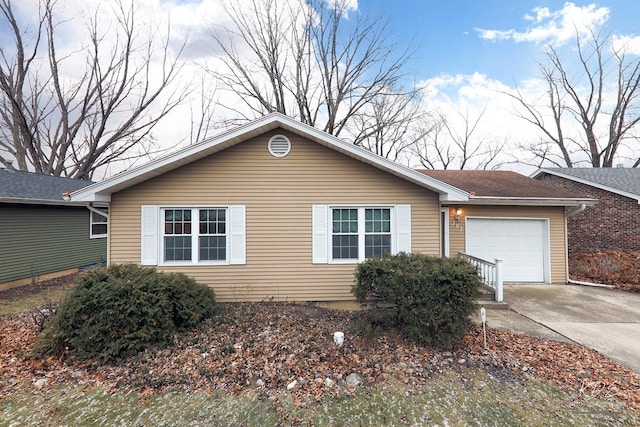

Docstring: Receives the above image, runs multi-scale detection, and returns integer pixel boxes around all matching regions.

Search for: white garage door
[466,218,547,282]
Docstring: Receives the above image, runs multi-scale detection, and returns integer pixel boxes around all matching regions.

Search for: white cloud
[416,73,534,170]
[525,6,552,24]
[477,2,609,45]
[612,35,640,56]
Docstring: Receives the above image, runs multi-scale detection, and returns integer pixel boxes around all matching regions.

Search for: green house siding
[0,204,107,283]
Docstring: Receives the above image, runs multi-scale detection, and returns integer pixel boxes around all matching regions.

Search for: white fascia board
[438,192,470,202]
[70,113,470,202]
[532,168,640,203]
[451,196,598,207]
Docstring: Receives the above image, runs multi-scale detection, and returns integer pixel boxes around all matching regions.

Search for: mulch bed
[1,296,639,409]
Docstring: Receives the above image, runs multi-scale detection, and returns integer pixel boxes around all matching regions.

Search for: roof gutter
[0,196,85,206]
[443,197,598,207]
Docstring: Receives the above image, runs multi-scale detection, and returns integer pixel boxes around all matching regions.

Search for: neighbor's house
[0,169,107,289]
[69,113,595,302]
[533,167,640,254]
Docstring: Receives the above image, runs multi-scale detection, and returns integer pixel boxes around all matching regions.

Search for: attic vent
[268,134,291,158]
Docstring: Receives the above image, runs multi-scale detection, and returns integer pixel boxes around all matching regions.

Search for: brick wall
[539,174,640,254]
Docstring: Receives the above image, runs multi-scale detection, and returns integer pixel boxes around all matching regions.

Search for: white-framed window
[312,204,411,264]
[163,208,195,262]
[331,207,392,260]
[90,208,108,238]
[141,205,246,266]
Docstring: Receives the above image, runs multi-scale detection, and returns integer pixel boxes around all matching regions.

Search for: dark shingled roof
[538,167,640,197]
[0,168,92,202]
[417,169,588,200]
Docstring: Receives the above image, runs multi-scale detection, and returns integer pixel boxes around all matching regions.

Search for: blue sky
[366,1,640,83]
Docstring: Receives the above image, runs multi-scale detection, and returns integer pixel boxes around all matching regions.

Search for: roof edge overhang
[532,168,640,204]
[70,113,470,203]
[0,197,87,207]
[442,196,598,207]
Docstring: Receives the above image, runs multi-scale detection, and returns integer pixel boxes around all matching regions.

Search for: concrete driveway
[483,284,640,374]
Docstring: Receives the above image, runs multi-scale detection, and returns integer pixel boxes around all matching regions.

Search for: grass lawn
[2,373,638,426]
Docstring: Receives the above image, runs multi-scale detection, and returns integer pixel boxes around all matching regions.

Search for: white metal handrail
[458,252,504,302]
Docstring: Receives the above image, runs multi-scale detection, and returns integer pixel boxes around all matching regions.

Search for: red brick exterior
[538,174,640,254]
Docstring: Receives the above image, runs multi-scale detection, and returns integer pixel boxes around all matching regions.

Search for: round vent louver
[268,134,291,157]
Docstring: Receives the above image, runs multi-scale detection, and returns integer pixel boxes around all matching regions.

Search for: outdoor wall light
[454,208,462,221]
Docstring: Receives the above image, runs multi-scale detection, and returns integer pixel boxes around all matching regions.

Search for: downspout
[568,278,616,289]
[567,203,586,217]
[86,202,108,218]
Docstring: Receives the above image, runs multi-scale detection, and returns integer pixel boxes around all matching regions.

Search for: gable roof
[418,170,597,206]
[532,167,640,203]
[0,168,92,206]
[69,113,470,203]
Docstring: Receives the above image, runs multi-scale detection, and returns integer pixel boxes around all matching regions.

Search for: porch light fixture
[454,208,462,221]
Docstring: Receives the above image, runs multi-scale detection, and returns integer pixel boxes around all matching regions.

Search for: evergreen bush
[353,252,482,349]
[33,264,216,363]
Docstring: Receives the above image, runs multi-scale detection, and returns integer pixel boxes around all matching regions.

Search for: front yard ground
[1,275,640,426]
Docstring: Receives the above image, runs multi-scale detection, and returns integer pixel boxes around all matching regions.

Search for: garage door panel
[466,219,546,282]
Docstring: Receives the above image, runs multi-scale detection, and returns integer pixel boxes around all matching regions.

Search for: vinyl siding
[109,129,441,302]
[0,204,107,283]
[446,205,567,283]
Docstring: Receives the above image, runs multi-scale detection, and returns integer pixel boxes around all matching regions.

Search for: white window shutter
[229,205,246,265]
[312,205,329,264]
[141,205,158,265]
[395,204,412,254]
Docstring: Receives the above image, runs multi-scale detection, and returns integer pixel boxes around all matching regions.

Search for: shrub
[353,252,482,349]
[33,264,216,363]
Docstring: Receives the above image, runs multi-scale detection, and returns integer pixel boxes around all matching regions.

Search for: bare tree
[507,29,640,168]
[347,89,427,162]
[0,0,187,179]
[412,108,506,170]
[209,0,415,158]
[188,73,220,145]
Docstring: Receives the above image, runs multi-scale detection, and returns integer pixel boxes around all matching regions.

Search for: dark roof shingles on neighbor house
[0,168,92,202]
[539,167,640,197]
[417,169,585,200]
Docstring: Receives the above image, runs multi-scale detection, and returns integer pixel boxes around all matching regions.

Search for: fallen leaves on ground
[570,251,640,292]
[1,302,639,410]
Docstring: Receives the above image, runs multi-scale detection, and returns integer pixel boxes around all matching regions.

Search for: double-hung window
[312,204,411,264]
[199,209,226,261]
[161,207,228,264]
[332,208,359,259]
[89,208,108,238]
[141,205,245,266]
[364,208,391,258]
[164,209,193,261]
[331,207,392,261]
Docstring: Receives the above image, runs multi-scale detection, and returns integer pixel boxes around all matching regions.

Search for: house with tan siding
[69,113,596,302]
